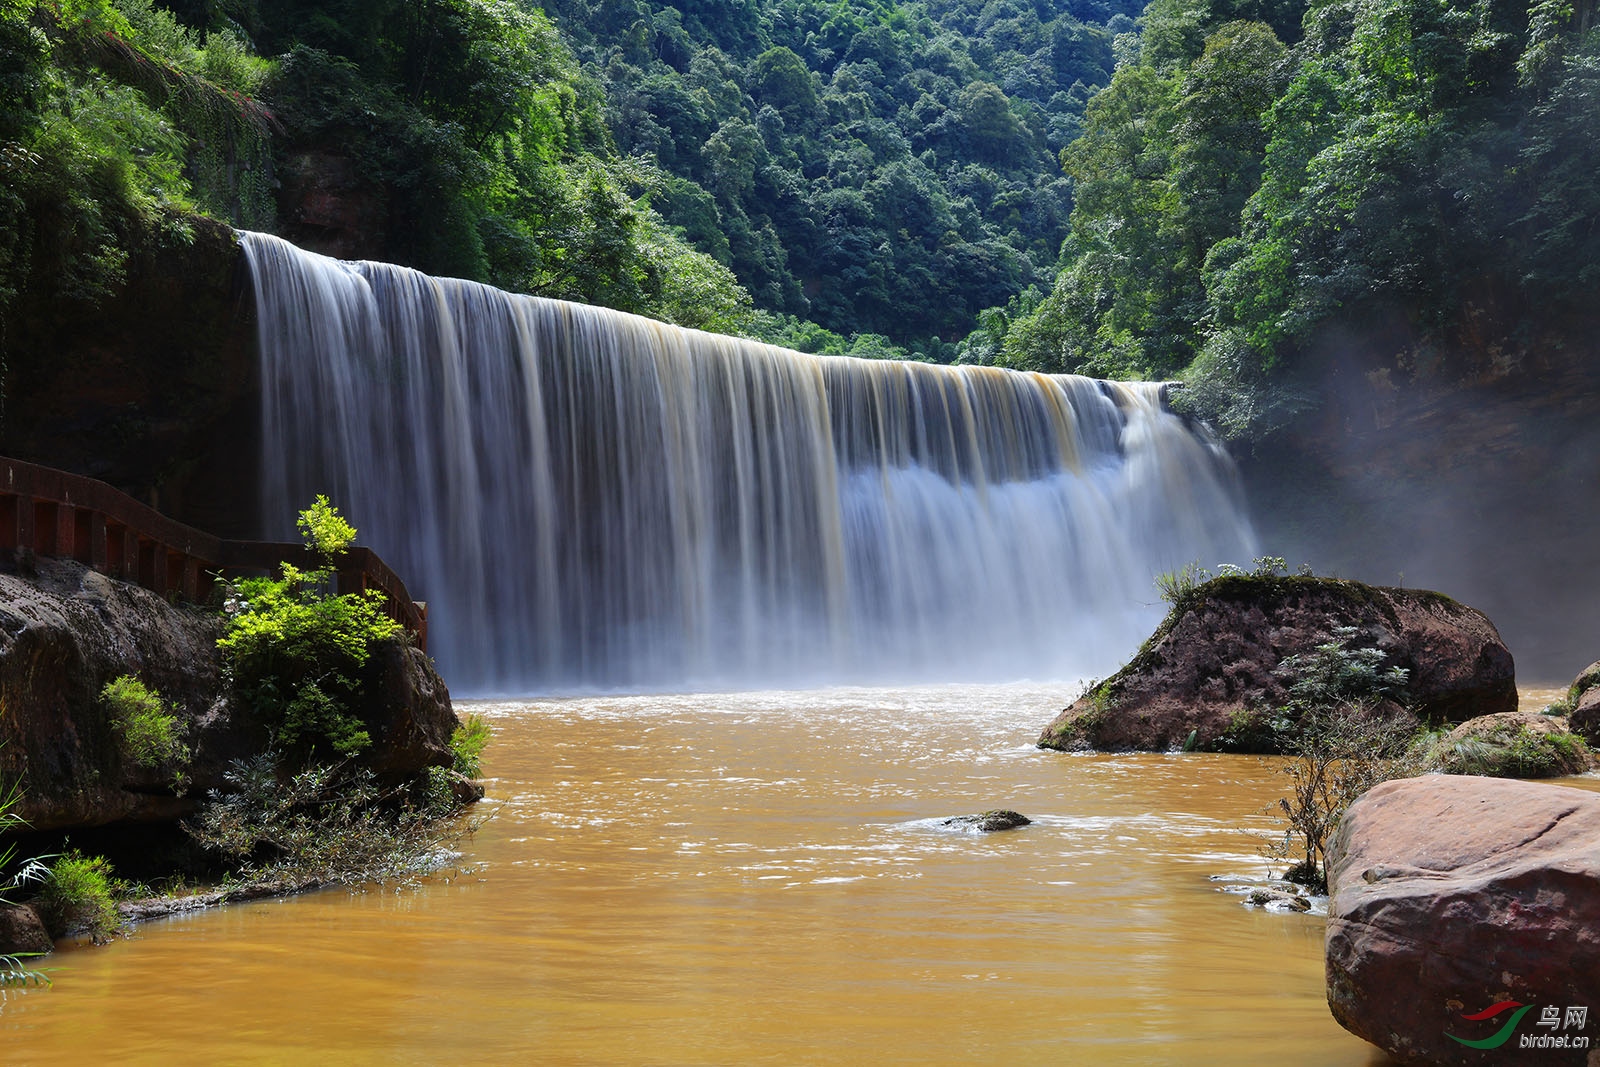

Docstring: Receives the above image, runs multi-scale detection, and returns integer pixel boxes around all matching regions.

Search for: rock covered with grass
[1555,659,1600,747]
[1038,575,1516,753]
[1422,710,1593,778]
[1324,775,1600,1064]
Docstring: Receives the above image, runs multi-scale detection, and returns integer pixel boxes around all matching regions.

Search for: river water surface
[6,684,1595,1064]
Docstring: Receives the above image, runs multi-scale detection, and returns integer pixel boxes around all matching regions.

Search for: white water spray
[241,231,1255,692]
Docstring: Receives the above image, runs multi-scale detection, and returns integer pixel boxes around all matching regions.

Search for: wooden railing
[0,456,427,650]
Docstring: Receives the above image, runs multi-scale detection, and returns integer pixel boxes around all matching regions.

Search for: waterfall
[241,231,1256,693]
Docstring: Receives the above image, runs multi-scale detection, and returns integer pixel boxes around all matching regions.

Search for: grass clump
[0,776,51,988]
[451,713,491,778]
[101,675,188,771]
[34,851,123,944]
[1422,723,1591,778]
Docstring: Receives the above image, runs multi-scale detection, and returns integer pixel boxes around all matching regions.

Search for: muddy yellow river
[5,684,1594,1064]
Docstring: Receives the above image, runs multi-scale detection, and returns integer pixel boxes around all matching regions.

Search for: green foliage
[188,754,469,884]
[297,493,355,560]
[979,0,1600,439]
[544,0,1117,345]
[1275,626,1410,716]
[1265,628,1418,889]
[36,851,122,943]
[451,713,491,778]
[0,775,51,988]
[218,500,401,759]
[1422,723,1593,778]
[101,675,189,771]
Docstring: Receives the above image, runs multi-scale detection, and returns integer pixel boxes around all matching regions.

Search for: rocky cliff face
[0,216,260,539]
[1038,576,1516,753]
[0,556,455,833]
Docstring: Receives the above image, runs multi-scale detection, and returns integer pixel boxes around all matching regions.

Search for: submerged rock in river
[1038,575,1516,753]
[1324,775,1600,1065]
[940,810,1031,832]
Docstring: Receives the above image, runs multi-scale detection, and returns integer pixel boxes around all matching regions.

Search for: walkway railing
[0,456,427,650]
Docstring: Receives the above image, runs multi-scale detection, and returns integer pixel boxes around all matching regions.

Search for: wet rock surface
[1038,576,1516,753]
[939,810,1031,832]
[1325,775,1600,1065]
[0,902,53,957]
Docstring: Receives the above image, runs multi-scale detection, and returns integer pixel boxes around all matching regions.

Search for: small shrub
[188,756,466,886]
[451,713,491,778]
[35,852,122,944]
[101,675,188,769]
[297,494,357,558]
[218,499,402,760]
[1264,629,1417,890]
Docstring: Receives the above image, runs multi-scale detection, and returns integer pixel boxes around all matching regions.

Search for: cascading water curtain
[242,231,1257,693]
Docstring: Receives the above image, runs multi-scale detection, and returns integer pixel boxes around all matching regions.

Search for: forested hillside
[5,0,1598,426]
[967,0,1600,438]
[541,0,1127,355]
[0,0,1128,367]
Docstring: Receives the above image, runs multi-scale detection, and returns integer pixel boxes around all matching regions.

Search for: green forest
[2,0,1597,435]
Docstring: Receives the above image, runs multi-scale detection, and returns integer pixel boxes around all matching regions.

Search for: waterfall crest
[241,231,1256,692]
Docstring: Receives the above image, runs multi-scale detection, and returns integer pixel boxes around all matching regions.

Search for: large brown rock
[0,556,455,833]
[1325,775,1600,1064]
[1038,576,1516,752]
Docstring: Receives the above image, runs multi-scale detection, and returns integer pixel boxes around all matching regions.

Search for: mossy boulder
[1425,711,1593,778]
[1038,576,1516,753]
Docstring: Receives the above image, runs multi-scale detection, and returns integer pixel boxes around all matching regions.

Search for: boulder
[1325,775,1600,1065]
[0,556,456,833]
[1038,576,1516,753]
[1565,660,1600,746]
[1574,689,1600,747]
[939,810,1031,832]
[1428,711,1593,778]
[0,902,52,957]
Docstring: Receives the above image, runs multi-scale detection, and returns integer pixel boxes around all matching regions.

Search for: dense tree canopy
[4,0,1597,407]
[970,0,1600,438]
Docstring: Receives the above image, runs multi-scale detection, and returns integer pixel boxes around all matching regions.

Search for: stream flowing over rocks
[1038,576,1516,753]
[1324,775,1600,1065]
[0,556,456,832]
